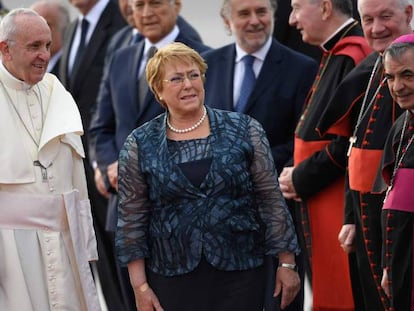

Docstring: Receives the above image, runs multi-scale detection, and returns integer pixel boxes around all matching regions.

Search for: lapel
[131,41,147,121]
[222,45,237,111]
[60,21,77,88]
[244,40,283,113]
[154,108,219,194]
[204,44,235,111]
[69,5,114,92]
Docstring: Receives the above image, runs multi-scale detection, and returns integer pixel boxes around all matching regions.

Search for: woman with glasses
[115,42,300,311]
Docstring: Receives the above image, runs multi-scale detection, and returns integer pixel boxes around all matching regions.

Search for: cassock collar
[0,61,33,91]
[321,18,356,52]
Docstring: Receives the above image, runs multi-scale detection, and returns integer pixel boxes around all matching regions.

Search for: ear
[173,0,182,14]
[0,40,11,61]
[321,0,333,20]
[406,4,413,27]
[222,15,232,36]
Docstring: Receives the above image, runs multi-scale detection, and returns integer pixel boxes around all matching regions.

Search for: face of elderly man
[358,0,413,53]
[222,0,274,54]
[131,0,181,44]
[0,13,52,85]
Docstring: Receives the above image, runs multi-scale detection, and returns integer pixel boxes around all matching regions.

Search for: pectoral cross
[34,160,49,182]
[347,136,357,157]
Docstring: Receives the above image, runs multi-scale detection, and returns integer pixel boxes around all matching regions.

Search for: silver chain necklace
[1,81,44,147]
[347,56,387,156]
[167,105,207,134]
[384,110,414,203]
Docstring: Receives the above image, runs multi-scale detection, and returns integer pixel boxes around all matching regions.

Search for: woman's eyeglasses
[163,72,203,86]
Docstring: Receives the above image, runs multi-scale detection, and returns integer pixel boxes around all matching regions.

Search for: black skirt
[147,257,265,311]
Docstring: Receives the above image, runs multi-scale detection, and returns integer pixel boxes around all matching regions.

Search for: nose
[371,18,385,35]
[182,76,193,87]
[39,46,51,61]
[141,2,154,16]
[392,77,405,93]
[289,11,297,26]
[248,12,260,25]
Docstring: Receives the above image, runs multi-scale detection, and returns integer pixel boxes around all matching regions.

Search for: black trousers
[147,258,265,311]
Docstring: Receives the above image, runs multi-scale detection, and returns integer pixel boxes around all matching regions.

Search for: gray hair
[0,8,42,42]
[358,0,412,12]
[220,0,277,18]
[383,41,414,61]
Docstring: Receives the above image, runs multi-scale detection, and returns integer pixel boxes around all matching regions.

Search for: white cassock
[0,62,101,311]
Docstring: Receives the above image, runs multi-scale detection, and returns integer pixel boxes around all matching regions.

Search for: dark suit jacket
[202,40,318,173]
[59,0,126,161]
[89,33,210,170]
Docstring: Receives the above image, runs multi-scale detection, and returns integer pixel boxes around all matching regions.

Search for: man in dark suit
[59,0,127,310]
[201,0,317,310]
[31,0,70,80]
[88,0,210,249]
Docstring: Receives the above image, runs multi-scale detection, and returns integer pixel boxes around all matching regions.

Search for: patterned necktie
[236,55,256,113]
[138,46,157,106]
[71,18,89,77]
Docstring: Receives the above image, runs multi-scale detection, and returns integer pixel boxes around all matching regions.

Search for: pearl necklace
[167,106,207,134]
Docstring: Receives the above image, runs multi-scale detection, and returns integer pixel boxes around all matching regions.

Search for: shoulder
[332,36,372,65]
[202,44,234,60]
[270,39,316,65]
[209,107,262,132]
[112,42,143,63]
[132,113,165,138]
[176,34,211,53]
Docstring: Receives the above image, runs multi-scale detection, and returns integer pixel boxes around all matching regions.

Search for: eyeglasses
[163,72,204,86]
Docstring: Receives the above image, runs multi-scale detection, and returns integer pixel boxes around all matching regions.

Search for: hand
[278,167,301,201]
[381,268,390,297]
[107,161,118,191]
[134,284,164,311]
[338,224,355,253]
[274,266,301,309]
[94,168,109,198]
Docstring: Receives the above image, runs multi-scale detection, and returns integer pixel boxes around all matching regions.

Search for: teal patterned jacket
[116,107,299,276]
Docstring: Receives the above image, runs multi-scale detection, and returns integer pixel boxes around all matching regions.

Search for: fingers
[94,168,109,198]
[381,269,390,297]
[275,268,301,309]
[338,224,355,253]
[279,276,300,309]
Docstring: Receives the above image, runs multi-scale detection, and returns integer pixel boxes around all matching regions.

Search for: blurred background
[2,0,233,48]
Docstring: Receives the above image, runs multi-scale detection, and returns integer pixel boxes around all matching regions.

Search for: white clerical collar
[320,18,355,50]
[235,36,272,63]
[143,25,179,52]
[0,60,34,91]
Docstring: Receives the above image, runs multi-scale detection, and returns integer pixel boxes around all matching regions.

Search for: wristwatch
[278,263,298,272]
